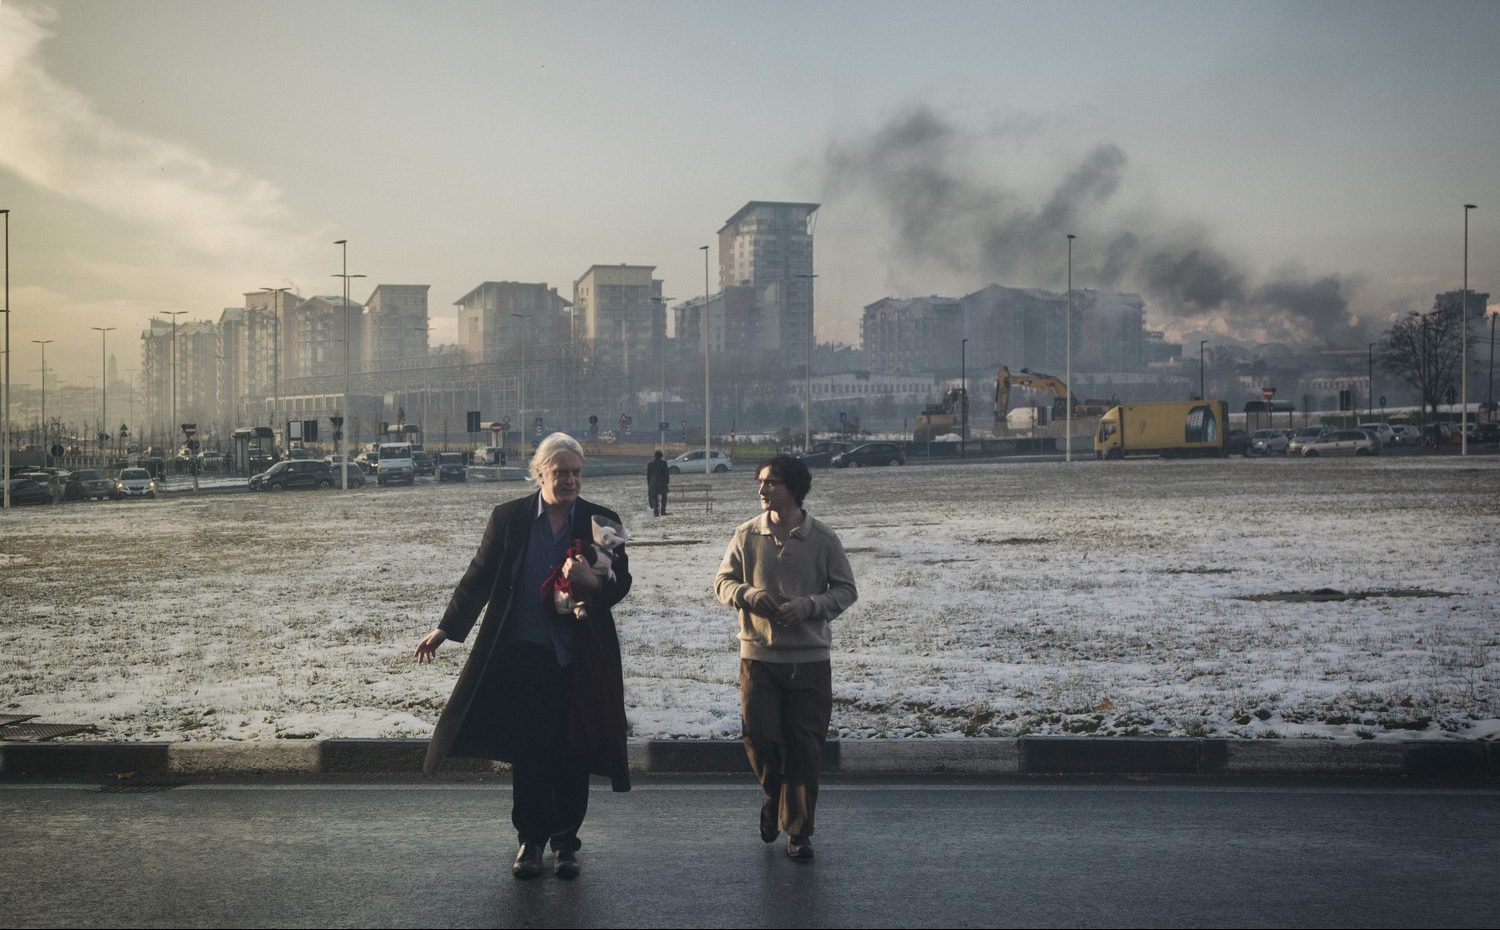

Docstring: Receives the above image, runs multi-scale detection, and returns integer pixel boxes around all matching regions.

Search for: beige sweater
[715,511,858,663]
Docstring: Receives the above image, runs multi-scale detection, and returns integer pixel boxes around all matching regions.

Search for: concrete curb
[2,737,1497,780]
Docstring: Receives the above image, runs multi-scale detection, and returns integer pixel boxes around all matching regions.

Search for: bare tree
[1377,301,1473,422]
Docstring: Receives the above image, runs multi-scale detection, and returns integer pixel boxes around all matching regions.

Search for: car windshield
[441,454,464,464]
[121,469,150,479]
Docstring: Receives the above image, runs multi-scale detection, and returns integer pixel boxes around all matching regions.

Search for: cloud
[0,4,311,266]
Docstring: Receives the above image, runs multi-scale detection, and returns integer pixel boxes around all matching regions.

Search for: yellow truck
[1094,400,1235,459]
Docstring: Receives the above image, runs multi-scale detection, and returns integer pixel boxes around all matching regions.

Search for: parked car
[1474,422,1500,445]
[1286,426,1328,455]
[412,451,436,477]
[666,450,732,474]
[1390,424,1421,446]
[197,451,224,473]
[5,476,53,505]
[1249,429,1289,455]
[437,452,468,482]
[831,442,907,468]
[249,460,336,491]
[329,460,366,488]
[1224,429,1252,457]
[1301,429,1380,457]
[798,440,852,468]
[111,468,158,500]
[67,469,115,500]
[1358,423,1395,448]
[354,451,380,474]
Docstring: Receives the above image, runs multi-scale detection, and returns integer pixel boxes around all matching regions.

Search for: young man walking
[714,454,857,861]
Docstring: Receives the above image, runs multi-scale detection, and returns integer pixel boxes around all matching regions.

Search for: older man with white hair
[416,432,633,880]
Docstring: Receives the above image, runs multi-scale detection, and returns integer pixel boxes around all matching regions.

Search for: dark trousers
[486,644,591,851]
[739,658,832,838]
[649,487,667,515]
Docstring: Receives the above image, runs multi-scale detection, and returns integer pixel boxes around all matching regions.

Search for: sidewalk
[3,736,1496,779]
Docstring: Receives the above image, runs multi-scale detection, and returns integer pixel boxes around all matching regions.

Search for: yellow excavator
[914,386,968,442]
[994,366,1116,430]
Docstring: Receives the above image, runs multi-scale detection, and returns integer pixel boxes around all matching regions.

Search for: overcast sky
[2,0,1497,386]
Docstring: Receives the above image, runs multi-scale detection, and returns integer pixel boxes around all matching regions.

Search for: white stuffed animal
[553,515,630,620]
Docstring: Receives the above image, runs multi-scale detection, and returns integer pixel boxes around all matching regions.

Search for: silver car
[666,449,732,474]
[1250,429,1289,455]
[1301,429,1379,457]
[1287,427,1328,455]
[112,467,158,499]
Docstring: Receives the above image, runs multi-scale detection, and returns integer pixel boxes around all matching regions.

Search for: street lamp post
[1065,234,1075,463]
[92,326,115,462]
[32,339,51,466]
[1367,342,1376,423]
[1199,340,1208,400]
[2,208,10,511]
[795,273,818,452]
[1462,203,1477,456]
[701,245,711,475]
[332,241,365,492]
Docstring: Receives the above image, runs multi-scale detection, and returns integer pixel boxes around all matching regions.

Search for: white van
[377,442,415,485]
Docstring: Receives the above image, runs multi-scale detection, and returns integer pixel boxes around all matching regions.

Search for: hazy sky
[2,0,1497,386]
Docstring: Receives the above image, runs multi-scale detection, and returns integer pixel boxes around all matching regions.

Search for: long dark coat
[422,492,632,790]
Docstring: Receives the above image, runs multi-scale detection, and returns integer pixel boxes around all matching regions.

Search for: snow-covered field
[2,456,1497,743]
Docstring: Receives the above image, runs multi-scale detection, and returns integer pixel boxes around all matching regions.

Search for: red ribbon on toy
[541,537,590,612]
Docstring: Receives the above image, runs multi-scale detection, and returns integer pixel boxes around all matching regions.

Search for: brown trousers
[739,658,833,838]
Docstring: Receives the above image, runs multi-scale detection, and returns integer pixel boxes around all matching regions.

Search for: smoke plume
[823,104,1371,346]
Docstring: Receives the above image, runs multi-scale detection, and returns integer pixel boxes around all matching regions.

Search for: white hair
[529,432,585,483]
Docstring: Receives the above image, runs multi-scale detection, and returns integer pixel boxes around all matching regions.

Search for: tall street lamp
[32,339,51,466]
[1367,342,1377,422]
[1065,234,1076,463]
[2,207,10,511]
[701,244,711,475]
[332,241,365,492]
[652,296,673,449]
[795,273,817,451]
[1462,203,1477,456]
[92,326,115,459]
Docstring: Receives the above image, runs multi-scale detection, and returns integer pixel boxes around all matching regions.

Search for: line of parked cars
[2,466,161,505]
[1245,421,1485,457]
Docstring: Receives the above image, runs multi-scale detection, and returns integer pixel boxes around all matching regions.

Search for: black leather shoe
[787,835,814,861]
[554,848,580,879]
[760,803,779,843]
[512,842,543,878]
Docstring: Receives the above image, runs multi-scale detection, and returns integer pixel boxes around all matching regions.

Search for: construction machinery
[914,387,968,442]
[993,367,1116,431]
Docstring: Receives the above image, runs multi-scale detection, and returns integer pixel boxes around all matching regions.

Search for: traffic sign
[490,422,503,435]
[181,423,197,438]
[1261,387,1276,401]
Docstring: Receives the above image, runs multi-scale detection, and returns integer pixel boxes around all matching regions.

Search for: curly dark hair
[756,454,812,506]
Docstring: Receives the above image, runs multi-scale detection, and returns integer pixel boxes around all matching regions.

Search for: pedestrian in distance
[715,454,858,862]
[414,432,633,881]
[646,449,670,516]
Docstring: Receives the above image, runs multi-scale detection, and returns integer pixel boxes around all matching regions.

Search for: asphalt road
[5,776,1497,928]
